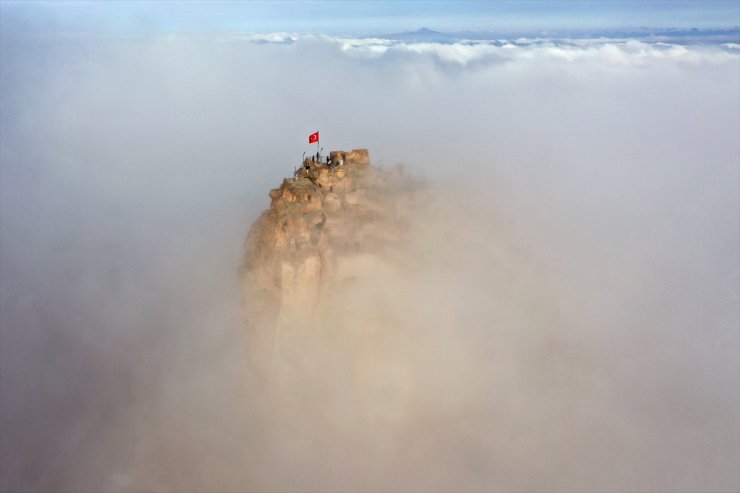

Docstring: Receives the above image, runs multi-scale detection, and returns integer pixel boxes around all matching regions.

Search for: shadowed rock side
[241,150,418,373]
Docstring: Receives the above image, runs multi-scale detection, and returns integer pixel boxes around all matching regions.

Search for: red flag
[308,131,319,144]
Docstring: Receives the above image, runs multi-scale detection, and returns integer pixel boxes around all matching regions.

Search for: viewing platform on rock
[301,148,369,171]
[269,149,371,211]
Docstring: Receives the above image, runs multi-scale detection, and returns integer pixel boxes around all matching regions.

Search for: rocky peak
[240,149,413,365]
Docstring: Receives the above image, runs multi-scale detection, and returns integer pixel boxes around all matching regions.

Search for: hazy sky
[3,0,740,35]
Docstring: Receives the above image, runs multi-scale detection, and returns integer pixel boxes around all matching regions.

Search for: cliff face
[240,150,415,372]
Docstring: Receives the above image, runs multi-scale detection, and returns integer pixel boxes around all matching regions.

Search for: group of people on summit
[294,151,342,178]
[309,151,332,166]
[303,151,344,170]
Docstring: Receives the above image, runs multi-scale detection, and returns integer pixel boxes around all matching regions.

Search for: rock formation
[240,149,416,374]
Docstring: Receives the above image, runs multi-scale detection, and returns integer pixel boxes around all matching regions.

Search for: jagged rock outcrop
[240,149,414,368]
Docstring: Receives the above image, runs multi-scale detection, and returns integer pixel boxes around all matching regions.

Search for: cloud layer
[1,26,738,492]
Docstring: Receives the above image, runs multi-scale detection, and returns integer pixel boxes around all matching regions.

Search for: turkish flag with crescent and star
[308,131,319,144]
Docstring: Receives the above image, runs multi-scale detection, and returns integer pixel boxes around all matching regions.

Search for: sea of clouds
[1,20,738,492]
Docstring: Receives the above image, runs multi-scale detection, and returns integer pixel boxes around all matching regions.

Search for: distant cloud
[239,32,740,68]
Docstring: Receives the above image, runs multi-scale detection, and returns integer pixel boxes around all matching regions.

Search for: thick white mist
[1,16,738,492]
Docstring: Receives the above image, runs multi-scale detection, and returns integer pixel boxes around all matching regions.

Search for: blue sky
[2,0,739,35]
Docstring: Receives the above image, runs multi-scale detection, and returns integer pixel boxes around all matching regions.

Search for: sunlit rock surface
[241,151,419,403]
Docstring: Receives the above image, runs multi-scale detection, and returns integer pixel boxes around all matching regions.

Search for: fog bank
[1,23,738,492]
